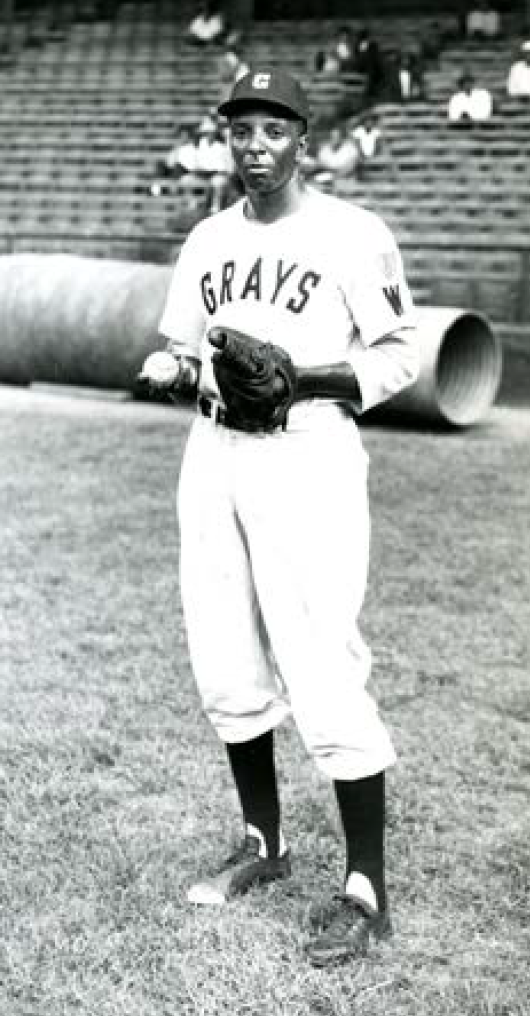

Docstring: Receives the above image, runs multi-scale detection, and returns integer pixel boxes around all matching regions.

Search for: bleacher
[0,2,528,356]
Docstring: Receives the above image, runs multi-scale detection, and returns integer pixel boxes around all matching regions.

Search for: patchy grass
[1,390,529,1016]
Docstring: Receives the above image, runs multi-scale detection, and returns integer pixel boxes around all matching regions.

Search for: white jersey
[448,87,493,122]
[159,188,418,413]
[507,60,530,97]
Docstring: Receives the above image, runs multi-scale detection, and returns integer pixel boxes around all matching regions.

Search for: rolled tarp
[0,254,502,426]
[0,253,172,390]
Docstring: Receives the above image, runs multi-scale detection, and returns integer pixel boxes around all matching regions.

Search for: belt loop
[198,394,224,425]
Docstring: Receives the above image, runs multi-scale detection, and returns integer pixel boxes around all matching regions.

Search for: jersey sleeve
[158,226,208,359]
[344,213,419,413]
[347,329,420,414]
[348,214,416,348]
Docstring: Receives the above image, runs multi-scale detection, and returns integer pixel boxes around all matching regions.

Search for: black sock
[225,730,281,858]
[334,771,387,910]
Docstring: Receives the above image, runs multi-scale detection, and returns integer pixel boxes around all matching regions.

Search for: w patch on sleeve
[383,284,404,316]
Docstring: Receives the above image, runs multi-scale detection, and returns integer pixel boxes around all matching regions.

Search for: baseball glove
[209,326,298,432]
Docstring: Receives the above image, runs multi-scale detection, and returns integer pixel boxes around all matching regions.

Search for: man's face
[228,108,307,195]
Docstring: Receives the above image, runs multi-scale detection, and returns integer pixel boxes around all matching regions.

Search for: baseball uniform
[159,187,418,781]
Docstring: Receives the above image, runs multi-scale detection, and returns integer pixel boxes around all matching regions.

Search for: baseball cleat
[304,894,392,968]
[187,833,291,905]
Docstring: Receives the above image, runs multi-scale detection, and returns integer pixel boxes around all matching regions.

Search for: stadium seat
[0,3,527,342]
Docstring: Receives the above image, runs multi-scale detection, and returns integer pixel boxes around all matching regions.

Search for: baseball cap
[218,69,310,124]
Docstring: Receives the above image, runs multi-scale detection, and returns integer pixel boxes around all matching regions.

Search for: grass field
[1,386,529,1016]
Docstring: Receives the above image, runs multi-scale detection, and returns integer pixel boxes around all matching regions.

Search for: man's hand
[138,351,183,389]
[137,351,199,400]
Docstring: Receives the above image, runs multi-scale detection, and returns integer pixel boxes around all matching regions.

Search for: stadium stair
[0,3,528,354]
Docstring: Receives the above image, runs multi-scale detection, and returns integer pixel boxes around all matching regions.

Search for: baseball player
[139,68,419,967]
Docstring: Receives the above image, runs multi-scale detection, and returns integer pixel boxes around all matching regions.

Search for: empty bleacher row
[0,3,528,353]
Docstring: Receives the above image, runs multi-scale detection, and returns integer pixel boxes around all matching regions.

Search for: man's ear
[296,132,309,161]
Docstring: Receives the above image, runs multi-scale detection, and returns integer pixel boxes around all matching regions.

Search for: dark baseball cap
[218,69,310,124]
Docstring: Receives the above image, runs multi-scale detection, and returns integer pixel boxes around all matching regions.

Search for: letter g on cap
[252,72,271,89]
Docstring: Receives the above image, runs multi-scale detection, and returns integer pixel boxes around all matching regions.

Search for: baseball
[140,351,181,386]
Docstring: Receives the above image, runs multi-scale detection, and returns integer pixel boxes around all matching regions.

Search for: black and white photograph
[1,1,529,1013]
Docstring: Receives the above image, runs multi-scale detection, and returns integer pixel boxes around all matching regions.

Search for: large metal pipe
[0,255,502,426]
[383,307,503,426]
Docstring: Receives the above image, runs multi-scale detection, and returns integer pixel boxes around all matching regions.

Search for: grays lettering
[287,270,322,314]
[220,260,235,305]
[200,257,321,315]
[240,257,263,301]
[271,260,298,304]
[201,272,217,314]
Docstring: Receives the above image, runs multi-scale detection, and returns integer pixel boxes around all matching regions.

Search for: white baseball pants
[177,403,396,781]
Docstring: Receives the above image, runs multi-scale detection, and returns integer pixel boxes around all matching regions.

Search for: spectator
[149,115,235,213]
[218,46,249,87]
[353,26,386,106]
[506,41,530,97]
[187,1,239,48]
[447,71,493,123]
[418,22,448,65]
[315,25,356,75]
[465,1,501,40]
[182,114,236,214]
[351,112,381,166]
[387,49,427,102]
[149,125,198,197]
[303,123,361,189]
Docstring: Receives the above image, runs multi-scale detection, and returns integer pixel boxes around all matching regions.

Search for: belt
[197,394,231,426]
[197,394,286,433]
